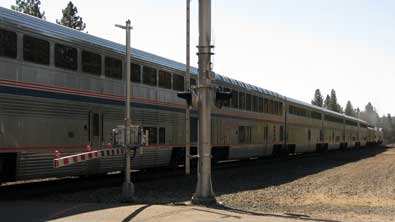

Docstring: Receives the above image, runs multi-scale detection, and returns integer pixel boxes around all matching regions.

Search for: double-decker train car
[0,7,382,183]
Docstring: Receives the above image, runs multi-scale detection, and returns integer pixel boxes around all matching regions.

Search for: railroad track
[0,146,382,201]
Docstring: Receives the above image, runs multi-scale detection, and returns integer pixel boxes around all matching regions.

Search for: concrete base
[121,182,135,202]
[191,194,217,205]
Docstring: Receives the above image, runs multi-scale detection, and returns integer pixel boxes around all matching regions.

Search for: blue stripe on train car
[0,84,281,122]
[0,85,186,114]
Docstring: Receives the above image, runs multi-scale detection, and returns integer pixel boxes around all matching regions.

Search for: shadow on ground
[0,145,388,222]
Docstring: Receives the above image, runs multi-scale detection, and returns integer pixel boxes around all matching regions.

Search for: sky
[1,0,395,116]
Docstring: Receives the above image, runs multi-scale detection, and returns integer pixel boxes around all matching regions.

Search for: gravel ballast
[2,145,394,222]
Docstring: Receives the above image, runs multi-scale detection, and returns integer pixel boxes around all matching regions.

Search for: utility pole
[192,0,216,204]
[115,20,134,201]
[185,0,191,176]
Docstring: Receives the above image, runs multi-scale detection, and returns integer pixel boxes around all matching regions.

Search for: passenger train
[0,7,383,183]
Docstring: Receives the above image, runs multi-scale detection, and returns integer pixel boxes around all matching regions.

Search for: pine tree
[11,0,45,19]
[365,102,374,113]
[361,102,379,126]
[56,1,86,31]
[345,101,355,117]
[324,94,330,109]
[329,89,340,112]
[311,89,324,107]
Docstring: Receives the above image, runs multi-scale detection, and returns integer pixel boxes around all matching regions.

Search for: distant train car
[0,8,382,183]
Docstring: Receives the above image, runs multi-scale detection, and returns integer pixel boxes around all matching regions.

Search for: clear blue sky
[1,0,394,115]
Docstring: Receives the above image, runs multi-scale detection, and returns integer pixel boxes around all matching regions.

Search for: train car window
[231,90,238,109]
[258,97,264,113]
[55,43,77,70]
[273,125,276,142]
[311,111,322,120]
[143,66,157,86]
[268,100,273,114]
[23,35,50,65]
[131,63,141,83]
[246,94,252,111]
[223,88,231,107]
[279,102,283,115]
[273,101,279,115]
[173,74,184,91]
[252,96,258,112]
[144,127,157,144]
[159,70,171,89]
[264,126,268,141]
[308,129,311,141]
[0,29,17,59]
[92,113,99,137]
[190,78,197,86]
[264,98,269,113]
[280,126,284,141]
[239,92,246,110]
[105,56,122,79]
[239,126,245,143]
[324,115,343,124]
[82,50,101,75]
[345,120,357,126]
[246,127,252,143]
[159,127,166,144]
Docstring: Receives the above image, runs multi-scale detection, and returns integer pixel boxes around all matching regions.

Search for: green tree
[365,102,374,113]
[324,94,330,109]
[56,1,86,31]
[360,102,379,126]
[311,89,324,107]
[11,0,45,19]
[345,101,356,117]
[328,89,341,113]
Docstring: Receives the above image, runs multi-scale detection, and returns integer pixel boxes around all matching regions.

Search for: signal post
[178,0,231,204]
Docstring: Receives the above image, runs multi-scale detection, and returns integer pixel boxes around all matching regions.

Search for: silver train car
[0,7,383,183]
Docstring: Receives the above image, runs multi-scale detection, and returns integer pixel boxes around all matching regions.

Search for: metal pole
[185,0,191,176]
[192,0,216,204]
[116,20,134,201]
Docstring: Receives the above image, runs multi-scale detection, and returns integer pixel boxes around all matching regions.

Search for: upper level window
[55,43,77,71]
[279,102,283,115]
[264,98,269,113]
[105,56,122,79]
[23,35,49,65]
[159,70,171,89]
[246,94,252,111]
[173,74,184,91]
[239,92,246,110]
[143,66,157,86]
[258,97,264,113]
[223,88,231,107]
[253,96,258,112]
[0,29,17,59]
[82,50,101,75]
[311,111,322,120]
[231,90,239,109]
[131,63,141,83]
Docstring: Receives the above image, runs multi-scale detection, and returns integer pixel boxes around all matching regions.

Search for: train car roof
[287,96,367,124]
[0,7,367,124]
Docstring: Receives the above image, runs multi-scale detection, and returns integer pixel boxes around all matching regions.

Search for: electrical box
[112,125,148,148]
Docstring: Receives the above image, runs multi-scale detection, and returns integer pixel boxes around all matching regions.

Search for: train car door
[87,108,103,174]
[263,124,269,155]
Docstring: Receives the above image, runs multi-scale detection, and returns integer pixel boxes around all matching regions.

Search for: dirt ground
[217,145,395,222]
[2,145,394,222]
